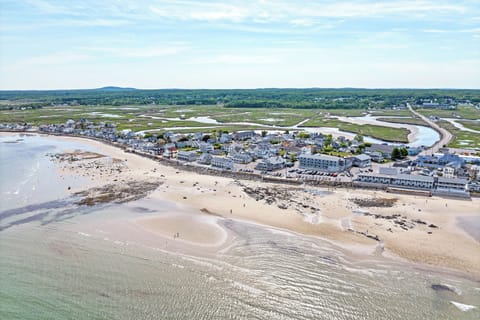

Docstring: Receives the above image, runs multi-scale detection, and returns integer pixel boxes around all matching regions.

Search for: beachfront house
[177,150,199,162]
[255,156,286,171]
[230,152,253,164]
[436,177,468,192]
[197,153,212,165]
[298,154,348,172]
[211,157,234,170]
[357,173,435,190]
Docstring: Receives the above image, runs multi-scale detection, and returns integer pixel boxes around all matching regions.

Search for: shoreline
[3,131,480,281]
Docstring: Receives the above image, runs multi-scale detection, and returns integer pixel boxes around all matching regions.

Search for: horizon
[1,0,479,90]
[1,86,480,92]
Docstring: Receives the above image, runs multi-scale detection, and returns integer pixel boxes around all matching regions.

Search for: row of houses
[356,171,470,196]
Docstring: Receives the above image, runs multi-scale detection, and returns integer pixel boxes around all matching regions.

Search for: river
[139,114,441,147]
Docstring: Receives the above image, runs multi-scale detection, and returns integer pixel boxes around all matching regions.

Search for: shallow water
[1,134,479,320]
[350,116,441,147]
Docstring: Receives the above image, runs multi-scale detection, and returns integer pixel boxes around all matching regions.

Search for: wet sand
[457,216,480,242]
[136,214,227,247]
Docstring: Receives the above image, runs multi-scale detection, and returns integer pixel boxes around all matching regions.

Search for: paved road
[407,103,452,155]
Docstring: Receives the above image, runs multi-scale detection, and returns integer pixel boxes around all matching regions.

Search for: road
[407,103,452,155]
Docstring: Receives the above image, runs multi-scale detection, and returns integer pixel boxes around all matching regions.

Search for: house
[219,133,232,143]
[365,144,395,159]
[177,150,198,162]
[255,157,286,171]
[199,142,214,153]
[163,143,177,158]
[226,142,244,154]
[234,131,255,140]
[436,177,468,192]
[197,153,212,165]
[442,167,455,178]
[211,157,234,170]
[230,152,253,164]
[367,151,384,163]
[298,154,348,172]
[357,173,434,190]
[352,154,371,168]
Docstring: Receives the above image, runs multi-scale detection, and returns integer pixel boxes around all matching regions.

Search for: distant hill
[96,86,137,91]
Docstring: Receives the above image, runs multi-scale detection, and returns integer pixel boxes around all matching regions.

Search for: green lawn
[300,117,410,143]
[416,105,480,120]
[438,120,480,150]
[458,120,480,132]
[376,117,428,126]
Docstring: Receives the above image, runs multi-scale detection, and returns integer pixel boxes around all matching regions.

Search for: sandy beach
[12,133,480,279]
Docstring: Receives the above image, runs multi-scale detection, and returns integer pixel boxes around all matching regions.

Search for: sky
[1,0,479,90]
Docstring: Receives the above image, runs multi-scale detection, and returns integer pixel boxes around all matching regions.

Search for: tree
[298,132,310,139]
[391,147,401,160]
[290,153,297,162]
[400,147,408,158]
[325,134,333,145]
[261,130,267,137]
[354,134,364,142]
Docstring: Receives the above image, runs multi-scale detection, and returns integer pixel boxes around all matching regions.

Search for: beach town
[1,114,479,280]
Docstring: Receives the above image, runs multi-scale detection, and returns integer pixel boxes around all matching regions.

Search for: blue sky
[1,0,479,89]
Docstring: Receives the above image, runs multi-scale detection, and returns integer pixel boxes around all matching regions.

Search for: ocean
[1,134,479,319]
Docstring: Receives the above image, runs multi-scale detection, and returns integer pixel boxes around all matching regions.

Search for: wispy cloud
[21,52,93,65]
[215,54,281,64]
[2,0,479,89]
[84,45,190,58]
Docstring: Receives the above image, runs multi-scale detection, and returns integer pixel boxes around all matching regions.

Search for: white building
[197,153,212,164]
[177,150,198,162]
[298,154,347,172]
[357,173,434,190]
[255,157,286,171]
[230,152,253,164]
[211,157,234,170]
[436,177,468,191]
[352,154,371,168]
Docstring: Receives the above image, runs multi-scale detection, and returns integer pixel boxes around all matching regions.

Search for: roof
[437,177,468,184]
[366,144,395,153]
[299,154,341,161]
[395,174,434,183]
[354,154,371,161]
[178,150,197,155]
[265,157,285,164]
[359,173,434,183]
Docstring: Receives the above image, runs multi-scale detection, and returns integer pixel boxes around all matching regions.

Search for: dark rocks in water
[412,219,427,225]
[366,234,380,241]
[350,197,397,208]
[431,284,457,294]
